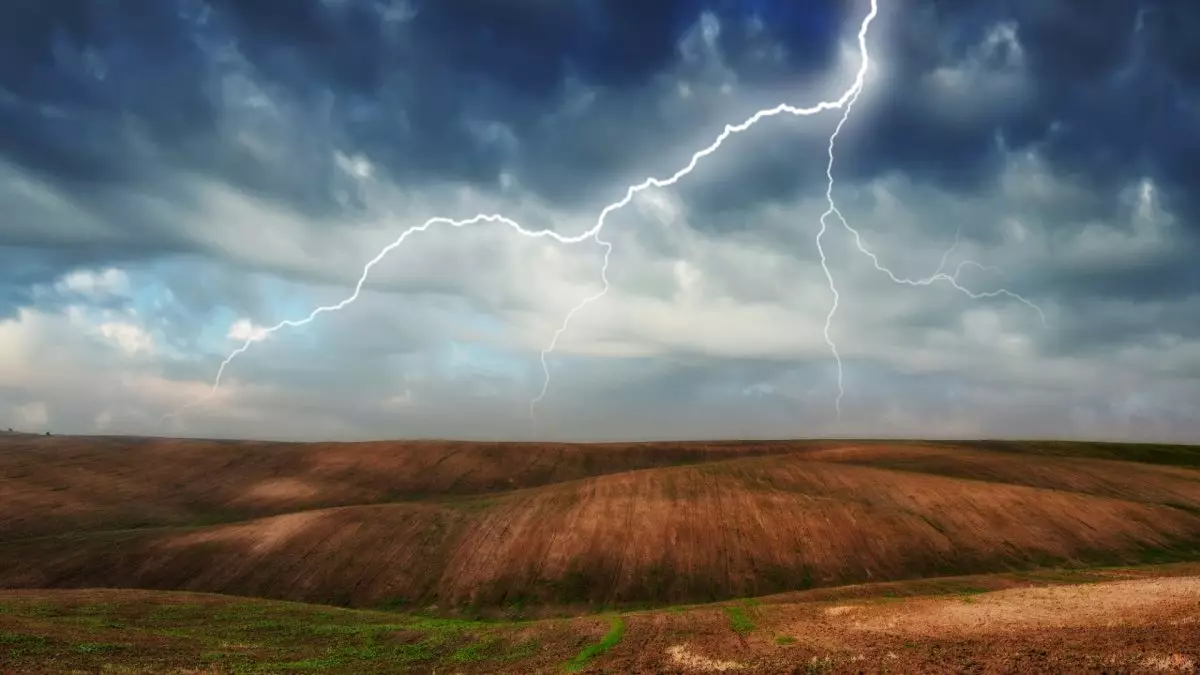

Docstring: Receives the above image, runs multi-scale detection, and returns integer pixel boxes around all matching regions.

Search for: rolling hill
[2,436,1198,613]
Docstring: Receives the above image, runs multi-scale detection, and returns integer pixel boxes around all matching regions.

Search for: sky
[1,0,1198,443]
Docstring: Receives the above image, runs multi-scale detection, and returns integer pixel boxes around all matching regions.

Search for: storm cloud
[1,0,1197,442]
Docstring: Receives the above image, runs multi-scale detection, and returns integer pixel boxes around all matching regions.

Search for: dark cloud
[1,0,861,221]
[1,0,1198,441]
[814,0,1200,232]
[2,0,1193,218]
[0,1,217,182]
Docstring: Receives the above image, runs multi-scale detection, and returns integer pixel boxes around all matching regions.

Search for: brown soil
[1,437,1198,612]
[0,435,813,540]
[802,443,1200,510]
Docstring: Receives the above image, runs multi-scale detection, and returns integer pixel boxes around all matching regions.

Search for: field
[1,436,1199,673]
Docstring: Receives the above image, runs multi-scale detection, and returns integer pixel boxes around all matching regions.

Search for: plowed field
[2,437,1198,613]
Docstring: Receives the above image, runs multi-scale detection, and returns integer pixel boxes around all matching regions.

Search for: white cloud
[0,309,41,385]
[676,11,738,92]
[673,259,701,298]
[61,306,156,357]
[98,321,155,356]
[384,389,414,408]
[15,401,48,428]
[334,151,374,180]
[228,318,271,343]
[56,268,129,297]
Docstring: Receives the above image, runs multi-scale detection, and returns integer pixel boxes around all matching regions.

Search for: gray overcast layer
[1,0,1198,442]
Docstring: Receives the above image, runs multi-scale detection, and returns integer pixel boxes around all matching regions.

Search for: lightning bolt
[813,15,1047,419]
[168,0,1044,431]
[163,213,600,420]
[166,0,881,424]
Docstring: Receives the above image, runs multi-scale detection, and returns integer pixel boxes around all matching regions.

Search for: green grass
[70,642,127,654]
[272,655,351,669]
[0,593,541,673]
[564,615,625,673]
[448,635,498,662]
[1,631,52,657]
[3,561,1198,672]
[500,639,540,661]
[724,605,754,635]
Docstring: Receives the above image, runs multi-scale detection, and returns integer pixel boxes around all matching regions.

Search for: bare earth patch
[666,644,745,671]
[1143,653,1197,672]
[166,510,328,555]
[231,478,321,505]
[853,576,1200,635]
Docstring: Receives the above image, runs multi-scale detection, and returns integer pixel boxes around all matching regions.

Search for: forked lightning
[168,0,1045,426]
